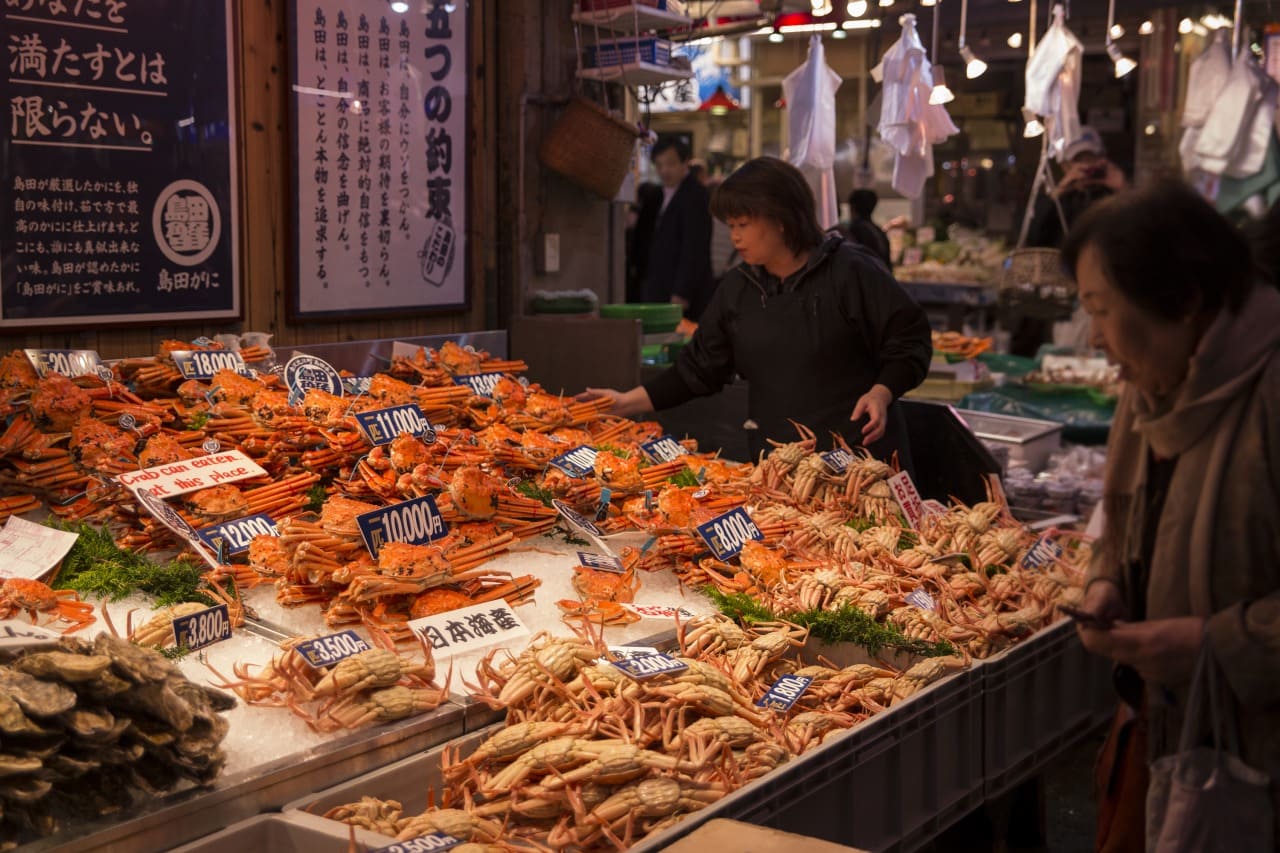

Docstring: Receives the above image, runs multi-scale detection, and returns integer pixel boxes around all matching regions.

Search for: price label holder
[354,403,434,446]
[1020,535,1065,571]
[452,372,505,399]
[552,499,615,557]
[887,471,925,530]
[172,603,232,651]
[369,833,463,853]
[195,513,279,558]
[284,354,344,406]
[639,435,688,464]
[576,552,626,574]
[170,349,248,380]
[357,495,450,558]
[695,507,764,561]
[820,448,855,475]
[548,446,598,479]
[24,348,103,379]
[610,652,689,681]
[757,673,813,711]
[295,630,372,669]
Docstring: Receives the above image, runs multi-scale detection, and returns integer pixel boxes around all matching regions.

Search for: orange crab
[138,432,194,468]
[29,375,93,432]
[593,450,644,492]
[436,340,484,376]
[0,578,96,634]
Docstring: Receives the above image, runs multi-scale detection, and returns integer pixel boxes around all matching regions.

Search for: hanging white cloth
[872,14,958,199]
[1179,30,1233,173]
[1023,5,1082,162]
[783,36,843,229]
[1195,55,1276,178]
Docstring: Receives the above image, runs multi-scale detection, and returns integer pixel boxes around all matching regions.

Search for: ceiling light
[929,65,955,104]
[832,27,848,38]
[1110,23,1125,38]
[768,29,784,42]
[1144,122,1158,135]
[1178,17,1194,34]
[980,157,995,169]
[390,0,408,11]
[960,44,987,78]
[1107,42,1136,77]
[847,0,868,16]
[1139,19,1154,35]
[921,0,937,6]
[1201,13,1231,29]
[1007,32,1023,48]
[879,0,895,7]
[841,18,881,28]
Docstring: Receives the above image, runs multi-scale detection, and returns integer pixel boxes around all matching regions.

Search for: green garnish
[844,517,874,533]
[47,522,217,607]
[596,444,630,459]
[186,411,211,431]
[305,484,328,513]
[666,469,700,488]
[516,480,555,507]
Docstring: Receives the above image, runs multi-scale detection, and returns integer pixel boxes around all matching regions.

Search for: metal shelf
[576,60,694,85]
[571,3,692,33]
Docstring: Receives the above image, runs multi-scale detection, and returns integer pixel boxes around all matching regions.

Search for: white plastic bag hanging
[783,35,843,229]
[1023,5,1082,162]
[1195,55,1277,178]
[1179,31,1232,174]
[873,14,958,199]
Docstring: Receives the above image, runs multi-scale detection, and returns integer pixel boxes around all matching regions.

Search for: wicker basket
[540,96,641,200]
[998,247,1077,320]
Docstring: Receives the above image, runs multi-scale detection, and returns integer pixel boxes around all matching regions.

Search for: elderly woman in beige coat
[1067,181,1280,848]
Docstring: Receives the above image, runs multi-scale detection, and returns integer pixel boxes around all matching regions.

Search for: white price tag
[407,601,530,659]
[116,449,267,499]
[887,471,925,530]
[0,517,79,581]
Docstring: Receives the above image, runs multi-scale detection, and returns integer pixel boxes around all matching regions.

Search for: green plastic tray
[599,302,683,333]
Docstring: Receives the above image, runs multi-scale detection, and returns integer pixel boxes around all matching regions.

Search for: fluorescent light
[779,22,838,33]
[879,0,894,7]
[1139,20,1154,35]
[929,66,954,104]
[921,0,937,6]
[841,18,881,29]
[1178,17,1194,34]
[847,0,868,16]
[960,45,987,78]
[1109,23,1125,38]
[1007,32,1023,48]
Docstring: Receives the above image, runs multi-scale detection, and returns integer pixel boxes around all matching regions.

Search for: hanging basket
[539,96,641,200]
[998,248,1077,321]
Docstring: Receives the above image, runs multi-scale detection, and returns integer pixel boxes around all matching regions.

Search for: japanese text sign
[408,600,529,658]
[887,471,925,529]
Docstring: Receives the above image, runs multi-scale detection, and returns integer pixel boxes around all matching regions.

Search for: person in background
[844,188,893,269]
[1028,126,1128,249]
[1068,182,1280,848]
[625,181,663,304]
[643,138,714,320]
[580,157,931,465]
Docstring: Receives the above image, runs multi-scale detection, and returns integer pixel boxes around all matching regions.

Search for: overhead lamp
[1201,13,1231,29]
[841,18,881,28]
[698,85,742,115]
[768,27,784,42]
[1178,17,1194,34]
[389,0,408,11]
[847,0,868,16]
[879,0,895,7]
[1110,23,1125,38]
[832,27,848,38]
[957,0,986,78]
[1107,42,1137,76]
[1007,32,1023,48]
[920,0,937,6]
[929,65,955,104]
[1139,19,1154,35]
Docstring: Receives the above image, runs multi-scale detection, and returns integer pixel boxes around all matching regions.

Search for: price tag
[0,516,79,581]
[370,834,463,853]
[172,603,232,651]
[548,446,598,479]
[169,349,248,380]
[610,652,689,681]
[342,376,374,395]
[821,448,855,475]
[695,507,763,561]
[130,487,220,570]
[23,348,102,379]
[284,354,344,405]
[1020,535,1065,571]
[354,403,434,446]
[606,645,660,660]
[621,603,698,621]
[295,630,372,669]
[408,600,529,658]
[196,513,279,558]
[576,552,625,573]
[116,449,268,499]
[452,372,505,398]
[887,471,925,530]
[639,435,688,464]
[552,499,615,556]
[0,620,63,652]
[922,499,948,519]
[757,673,813,711]
[906,589,937,611]
[357,495,450,558]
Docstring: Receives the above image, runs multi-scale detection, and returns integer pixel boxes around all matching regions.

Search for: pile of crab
[0,634,234,849]
[321,615,966,850]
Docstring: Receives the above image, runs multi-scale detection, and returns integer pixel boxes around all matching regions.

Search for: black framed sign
[0,0,240,329]
[288,0,468,319]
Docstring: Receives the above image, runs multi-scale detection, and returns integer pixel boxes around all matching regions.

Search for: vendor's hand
[1106,617,1206,685]
[576,386,653,418]
[1076,579,1125,657]
[851,384,893,445]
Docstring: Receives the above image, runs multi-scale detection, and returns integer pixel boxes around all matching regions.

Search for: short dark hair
[1061,180,1255,320]
[849,189,878,220]
[710,157,824,255]
[651,137,691,163]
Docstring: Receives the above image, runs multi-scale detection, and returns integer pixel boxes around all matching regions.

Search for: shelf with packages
[571,2,692,34]
[575,58,694,85]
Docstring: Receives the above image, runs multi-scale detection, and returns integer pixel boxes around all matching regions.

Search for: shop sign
[354,403,434,446]
[290,0,468,318]
[284,354,344,405]
[116,450,267,499]
[821,448,855,475]
[611,652,688,681]
[452,372,505,398]
[196,513,279,559]
[695,507,763,561]
[0,516,79,581]
[0,0,240,329]
[576,552,625,574]
[370,833,462,853]
[887,471,925,529]
[548,446,598,479]
[757,674,813,711]
[170,349,249,380]
[1020,535,1065,571]
[408,600,529,657]
[639,435,688,464]
[357,494,450,558]
[620,603,698,621]
[23,349,103,379]
[172,603,232,651]
[295,630,372,669]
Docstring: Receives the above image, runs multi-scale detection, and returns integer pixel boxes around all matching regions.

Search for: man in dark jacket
[844,189,893,270]
[642,138,714,320]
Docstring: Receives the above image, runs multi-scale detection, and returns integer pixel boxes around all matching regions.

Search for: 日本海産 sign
[407,600,529,656]
[887,471,925,529]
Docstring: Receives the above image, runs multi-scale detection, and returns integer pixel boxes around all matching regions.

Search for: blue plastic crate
[583,37,672,69]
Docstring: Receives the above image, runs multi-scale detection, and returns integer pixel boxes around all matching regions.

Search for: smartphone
[1059,603,1114,630]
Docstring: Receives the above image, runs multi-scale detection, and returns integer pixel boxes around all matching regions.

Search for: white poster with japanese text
[289,0,466,318]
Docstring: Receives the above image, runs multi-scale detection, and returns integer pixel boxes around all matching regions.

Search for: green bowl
[599,302,683,334]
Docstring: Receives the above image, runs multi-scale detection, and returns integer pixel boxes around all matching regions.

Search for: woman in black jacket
[582,157,932,463]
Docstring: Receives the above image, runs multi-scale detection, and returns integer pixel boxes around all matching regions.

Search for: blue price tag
[757,673,813,711]
[1020,535,1065,570]
[23,348,102,379]
[695,507,763,561]
[548,446,598,479]
[610,653,689,681]
[451,372,505,398]
[196,513,279,558]
[284,354,344,404]
[170,349,247,380]
[353,403,432,446]
[553,499,604,539]
[821,448,855,475]
[357,495,450,557]
[369,833,463,853]
[576,551,625,573]
[294,630,372,669]
[172,603,232,651]
[639,435,688,464]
